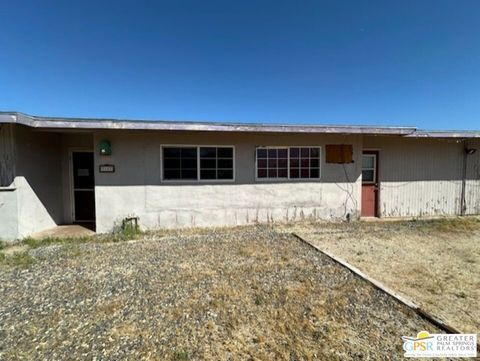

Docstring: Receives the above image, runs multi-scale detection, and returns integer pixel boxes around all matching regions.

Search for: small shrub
[312,330,323,340]
[172,349,189,361]
[110,217,142,241]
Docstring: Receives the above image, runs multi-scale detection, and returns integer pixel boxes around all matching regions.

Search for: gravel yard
[283,218,480,335]
[1,226,441,360]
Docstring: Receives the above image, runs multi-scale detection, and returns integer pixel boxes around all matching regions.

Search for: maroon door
[361,151,378,217]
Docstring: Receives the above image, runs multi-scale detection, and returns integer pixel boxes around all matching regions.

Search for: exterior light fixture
[99,139,112,156]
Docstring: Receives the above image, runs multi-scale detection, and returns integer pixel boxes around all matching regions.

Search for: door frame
[69,148,95,222]
[361,150,380,217]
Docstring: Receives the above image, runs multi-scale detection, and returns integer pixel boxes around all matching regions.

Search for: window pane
[181,148,197,157]
[362,169,374,182]
[257,148,267,158]
[278,149,287,158]
[258,168,267,178]
[301,168,309,178]
[268,149,277,158]
[200,159,216,169]
[182,158,197,169]
[200,169,216,179]
[164,169,180,180]
[290,158,299,167]
[258,159,267,168]
[362,155,374,168]
[163,147,198,180]
[256,148,288,179]
[310,148,320,157]
[217,147,233,158]
[217,169,233,179]
[163,147,181,157]
[278,168,288,178]
[181,169,197,179]
[301,148,309,157]
[218,159,233,169]
[301,158,309,167]
[198,146,234,180]
[200,147,216,158]
[310,168,319,178]
[164,158,180,168]
[310,158,319,167]
[290,148,299,157]
[290,168,299,178]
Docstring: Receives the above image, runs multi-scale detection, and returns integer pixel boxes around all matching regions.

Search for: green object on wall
[99,139,111,155]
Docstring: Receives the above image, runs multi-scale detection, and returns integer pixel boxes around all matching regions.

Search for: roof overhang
[0,112,416,135]
[1,111,479,138]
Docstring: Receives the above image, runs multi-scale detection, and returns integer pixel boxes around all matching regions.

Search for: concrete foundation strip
[291,232,475,341]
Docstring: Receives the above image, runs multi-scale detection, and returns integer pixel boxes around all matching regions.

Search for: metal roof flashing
[1,111,479,138]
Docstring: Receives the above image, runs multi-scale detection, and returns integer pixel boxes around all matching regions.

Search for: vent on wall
[325,144,353,164]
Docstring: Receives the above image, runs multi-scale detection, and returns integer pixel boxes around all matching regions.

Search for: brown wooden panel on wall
[325,144,353,164]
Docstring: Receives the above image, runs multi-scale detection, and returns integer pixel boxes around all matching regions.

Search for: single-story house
[1,111,479,241]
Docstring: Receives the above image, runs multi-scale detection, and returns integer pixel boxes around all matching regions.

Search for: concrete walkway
[30,224,95,239]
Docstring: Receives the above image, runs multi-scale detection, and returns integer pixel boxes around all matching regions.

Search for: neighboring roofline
[405,130,480,139]
[1,111,479,138]
[0,111,416,135]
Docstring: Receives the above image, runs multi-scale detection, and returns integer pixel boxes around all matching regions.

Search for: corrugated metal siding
[0,124,15,186]
[364,136,467,217]
[465,139,480,215]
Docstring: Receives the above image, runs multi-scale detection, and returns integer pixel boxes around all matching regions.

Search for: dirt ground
[282,217,480,334]
[0,226,441,360]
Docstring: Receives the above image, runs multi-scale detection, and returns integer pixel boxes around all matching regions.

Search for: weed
[1,252,35,268]
[254,293,264,305]
[22,236,95,249]
[171,349,189,361]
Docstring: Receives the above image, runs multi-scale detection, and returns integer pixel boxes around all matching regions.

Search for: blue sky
[1,1,479,129]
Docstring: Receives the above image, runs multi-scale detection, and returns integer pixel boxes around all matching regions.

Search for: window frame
[255,146,322,181]
[160,145,235,183]
[361,153,377,184]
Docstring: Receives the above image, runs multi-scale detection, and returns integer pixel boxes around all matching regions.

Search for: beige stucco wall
[0,127,94,241]
[0,125,63,240]
[14,126,63,237]
[0,124,18,240]
[2,124,479,240]
[363,136,480,217]
[0,189,18,240]
[93,130,363,232]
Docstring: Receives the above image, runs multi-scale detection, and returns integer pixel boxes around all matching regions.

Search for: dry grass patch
[1,225,441,360]
[282,217,480,334]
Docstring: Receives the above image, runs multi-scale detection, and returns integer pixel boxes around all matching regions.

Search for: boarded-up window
[325,144,353,164]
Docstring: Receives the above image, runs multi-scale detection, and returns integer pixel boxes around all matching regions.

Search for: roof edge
[0,111,418,135]
[4,111,480,138]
